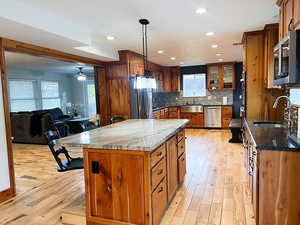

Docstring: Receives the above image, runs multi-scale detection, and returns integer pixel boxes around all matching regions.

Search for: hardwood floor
[0,129,255,225]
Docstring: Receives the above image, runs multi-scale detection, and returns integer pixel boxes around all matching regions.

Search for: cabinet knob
[156,152,163,157]
[158,186,164,193]
[157,169,163,175]
[107,184,112,193]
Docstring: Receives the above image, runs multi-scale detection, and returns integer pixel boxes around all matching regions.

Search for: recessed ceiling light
[216,53,223,56]
[106,36,115,40]
[211,44,218,48]
[171,57,176,60]
[158,50,164,54]
[206,32,215,36]
[196,8,207,14]
[218,58,224,62]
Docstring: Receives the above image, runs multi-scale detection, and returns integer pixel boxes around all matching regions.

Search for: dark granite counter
[244,119,300,151]
[153,104,233,111]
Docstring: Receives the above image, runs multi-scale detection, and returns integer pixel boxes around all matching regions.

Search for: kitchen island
[59,119,189,225]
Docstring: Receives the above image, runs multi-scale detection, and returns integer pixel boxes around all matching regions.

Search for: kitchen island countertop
[59,119,189,151]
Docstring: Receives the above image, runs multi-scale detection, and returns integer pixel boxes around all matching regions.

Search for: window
[183,74,206,97]
[41,81,61,109]
[86,82,96,117]
[9,80,36,112]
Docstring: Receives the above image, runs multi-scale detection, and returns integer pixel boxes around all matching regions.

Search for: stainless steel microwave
[274,29,300,86]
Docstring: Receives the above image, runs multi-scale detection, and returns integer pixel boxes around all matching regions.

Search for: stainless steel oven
[274,29,300,86]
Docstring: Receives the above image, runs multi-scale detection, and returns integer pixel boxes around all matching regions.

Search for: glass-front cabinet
[207,62,235,91]
[208,66,220,90]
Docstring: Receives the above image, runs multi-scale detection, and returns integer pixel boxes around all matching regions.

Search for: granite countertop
[153,104,232,110]
[59,119,189,151]
[244,119,300,151]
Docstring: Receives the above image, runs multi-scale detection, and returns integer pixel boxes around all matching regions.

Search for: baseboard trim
[0,188,15,204]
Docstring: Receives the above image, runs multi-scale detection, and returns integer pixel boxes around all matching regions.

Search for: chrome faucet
[273,96,292,128]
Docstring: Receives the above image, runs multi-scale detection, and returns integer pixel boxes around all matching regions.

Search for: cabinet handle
[107,184,112,193]
[181,157,185,162]
[157,169,164,175]
[156,151,163,157]
[158,186,164,193]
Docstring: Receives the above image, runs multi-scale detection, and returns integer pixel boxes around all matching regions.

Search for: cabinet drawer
[178,152,186,184]
[177,129,185,142]
[151,157,166,191]
[168,107,178,112]
[177,138,185,157]
[168,111,178,119]
[151,144,166,167]
[152,177,168,225]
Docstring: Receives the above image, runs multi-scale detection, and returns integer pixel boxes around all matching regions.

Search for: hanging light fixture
[134,19,156,89]
[77,67,86,81]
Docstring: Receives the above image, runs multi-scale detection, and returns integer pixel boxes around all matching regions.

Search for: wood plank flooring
[0,129,255,225]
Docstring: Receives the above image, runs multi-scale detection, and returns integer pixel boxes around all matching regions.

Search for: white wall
[0,73,10,192]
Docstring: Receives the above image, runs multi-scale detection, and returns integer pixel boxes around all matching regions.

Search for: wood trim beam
[0,38,16,203]
[2,38,105,67]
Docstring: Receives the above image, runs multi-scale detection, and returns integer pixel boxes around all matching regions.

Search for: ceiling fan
[77,67,86,81]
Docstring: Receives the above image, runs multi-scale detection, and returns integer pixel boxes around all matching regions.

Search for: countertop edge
[59,120,189,152]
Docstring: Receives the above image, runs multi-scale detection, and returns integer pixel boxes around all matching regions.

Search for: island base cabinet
[152,178,168,225]
[166,136,178,201]
[84,150,148,225]
[83,129,186,225]
[178,153,186,184]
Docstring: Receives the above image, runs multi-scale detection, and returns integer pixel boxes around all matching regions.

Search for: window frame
[182,73,207,98]
[40,80,61,109]
[8,79,37,112]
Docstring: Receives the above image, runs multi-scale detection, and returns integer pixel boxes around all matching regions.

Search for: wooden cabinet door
[191,114,204,128]
[222,64,235,90]
[178,152,186,184]
[167,136,178,201]
[252,154,259,224]
[85,151,145,224]
[283,0,294,36]
[163,67,172,92]
[152,178,167,225]
[294,0,300,29]
[170,67,180,92]
[207,65,220,90]
[279,3,285,39]
[129,62,144,77]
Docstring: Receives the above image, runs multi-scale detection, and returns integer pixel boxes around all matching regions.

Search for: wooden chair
[44,130,83,172]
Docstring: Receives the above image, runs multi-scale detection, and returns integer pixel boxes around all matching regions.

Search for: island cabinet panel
[84,150,147,225]
[151,177,168,225]
[178,153,186,184]
[83,128,186,225]
[166,136,178,201]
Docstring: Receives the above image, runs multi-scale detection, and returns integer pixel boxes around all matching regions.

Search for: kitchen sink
[180,105,203,113]
[253,121,287,128]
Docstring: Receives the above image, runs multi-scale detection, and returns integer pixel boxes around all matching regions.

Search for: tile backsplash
[153,90,233,108]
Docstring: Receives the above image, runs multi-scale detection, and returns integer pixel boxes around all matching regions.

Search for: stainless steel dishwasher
[204,106,222,128]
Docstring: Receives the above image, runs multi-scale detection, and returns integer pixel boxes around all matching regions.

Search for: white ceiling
[0,0,279,66]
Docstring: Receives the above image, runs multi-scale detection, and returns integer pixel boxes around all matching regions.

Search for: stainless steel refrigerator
[129,77,153,119]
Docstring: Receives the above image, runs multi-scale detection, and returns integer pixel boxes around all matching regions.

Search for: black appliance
[274,29,300,86]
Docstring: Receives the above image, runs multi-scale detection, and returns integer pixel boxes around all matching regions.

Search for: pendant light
[77,67,86,81]
[134,19,157,89]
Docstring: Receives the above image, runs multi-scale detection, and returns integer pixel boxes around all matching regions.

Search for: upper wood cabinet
[162,66,180,93]
[277,0,300,40]
[207,62,236,91]
[264,24,281,89]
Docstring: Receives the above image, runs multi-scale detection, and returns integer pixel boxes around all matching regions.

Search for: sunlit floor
[0,129,254,225]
